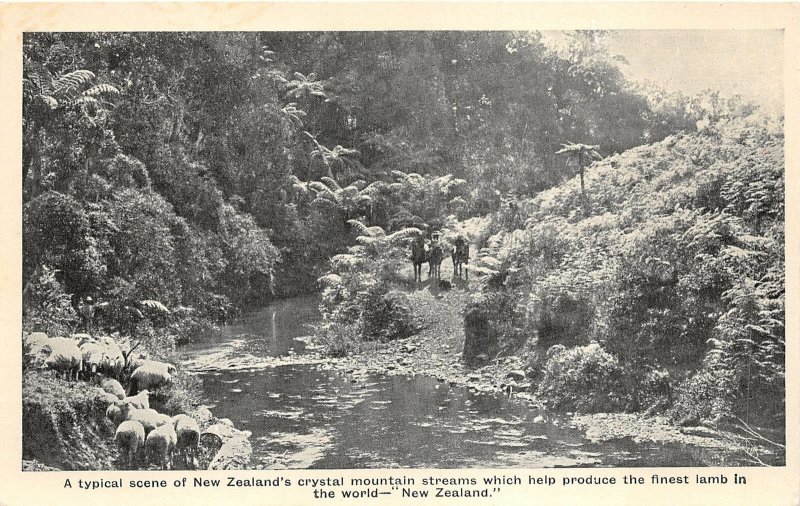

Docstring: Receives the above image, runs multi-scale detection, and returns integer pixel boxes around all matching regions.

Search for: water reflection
[181,296,758,469]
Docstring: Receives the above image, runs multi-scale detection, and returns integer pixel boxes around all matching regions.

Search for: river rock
[208,433,253,470]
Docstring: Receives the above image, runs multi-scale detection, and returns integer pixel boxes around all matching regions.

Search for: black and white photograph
[19,27,786,473]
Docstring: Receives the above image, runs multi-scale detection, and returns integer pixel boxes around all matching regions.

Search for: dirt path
[335,276,533,399]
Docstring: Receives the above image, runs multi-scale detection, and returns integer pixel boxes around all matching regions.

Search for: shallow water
[179,296,752,469]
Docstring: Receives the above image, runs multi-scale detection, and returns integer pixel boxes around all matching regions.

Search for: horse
[411,236,427,283]
[452,236,470,281]
[428,240,444,280]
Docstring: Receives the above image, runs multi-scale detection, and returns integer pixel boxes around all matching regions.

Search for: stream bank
[321,286,777,464]
[181,292,781,468]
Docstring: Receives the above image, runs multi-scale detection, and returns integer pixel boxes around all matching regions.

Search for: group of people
[410,232,470,283]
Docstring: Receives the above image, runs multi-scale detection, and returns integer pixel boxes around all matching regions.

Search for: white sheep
[79,340,107,379]
[127,407,171,436]
[145,423,177,470]
[122,389,150,410]
[106,403,126,426]
[94,375,126,400]
[23,332,51,367]
[97,336,125,378]
[44,338,83,381]
[129,360,177,395]
[123,352,149,376]
[172,414,200,469]
[115,420,145,469]
[100,391,121,405]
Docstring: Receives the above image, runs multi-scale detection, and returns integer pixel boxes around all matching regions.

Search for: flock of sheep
[23,331,201,470]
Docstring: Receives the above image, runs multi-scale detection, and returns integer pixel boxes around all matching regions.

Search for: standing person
[78,296,96,335]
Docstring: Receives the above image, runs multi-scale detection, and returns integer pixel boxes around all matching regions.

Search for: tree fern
[347,219,370,237]
[320,176,342,192]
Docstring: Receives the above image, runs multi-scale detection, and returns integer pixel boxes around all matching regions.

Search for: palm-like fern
[280,103,308,128]
[303,131,361,180]
[284,72,327,101]
[23,60,119,118]
[556,141,602,204]
[23,59,120,186]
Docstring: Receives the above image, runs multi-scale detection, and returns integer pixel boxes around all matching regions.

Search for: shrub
[671,368,737,423]
[536,343,626,412]
[463,291,527,367]
[360,287,419,341]
[316,322,361,358]
[22,265,78,336]
[170,315,217,346]
[153,370,202,416]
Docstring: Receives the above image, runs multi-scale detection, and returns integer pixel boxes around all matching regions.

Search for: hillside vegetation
[466,115,783,425]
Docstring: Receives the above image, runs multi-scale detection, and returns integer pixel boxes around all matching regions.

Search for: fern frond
[311,197,339,210]
[317,273,343,287]
[363,181,387,196]
[140,299,170,314]
[347,219,370,237]
[355,235,379,246]
[320,176,342,192]
[38,95,58,109]
[338,186,359,201]
[73,96,99,107]
[309,181,336,199]
[387,227,423,244]
[351,179,367,190]
[53,70,95,93]
[83,83,119,96]
[331,253,365,271]
[468,265,501,277]
[366,226,386,238]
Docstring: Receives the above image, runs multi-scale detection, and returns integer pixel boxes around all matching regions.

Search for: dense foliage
[472,112,784,425]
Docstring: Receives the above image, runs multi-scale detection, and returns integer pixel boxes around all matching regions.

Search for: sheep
[145,422,177,470]
[79,340,107,380]
[100,391,121,405]
[106,403,126,426]
[97,336,125,379]
[128,360,177,396]
[127,407,171,436]
[23,332,52,367]
[115,420,145,470]
[123,352,149,376]
[93,375,125,400]
[122,389,150,410]
[172,414,200,469]
[44,338,83,381]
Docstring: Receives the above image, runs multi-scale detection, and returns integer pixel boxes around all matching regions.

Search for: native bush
[22,265,79,336]
[536,343,626,412]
